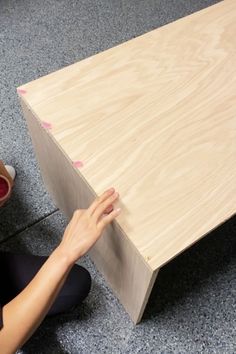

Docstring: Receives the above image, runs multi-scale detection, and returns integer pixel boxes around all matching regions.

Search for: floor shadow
[143,214,236,320]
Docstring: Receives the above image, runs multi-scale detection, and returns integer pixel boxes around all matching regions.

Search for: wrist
[50,246,74,270]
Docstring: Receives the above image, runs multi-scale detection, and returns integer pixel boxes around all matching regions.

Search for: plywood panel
[19,0,236,271]
[21,102,158,323]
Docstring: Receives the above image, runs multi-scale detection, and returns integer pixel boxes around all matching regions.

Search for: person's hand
[57,188,121,265]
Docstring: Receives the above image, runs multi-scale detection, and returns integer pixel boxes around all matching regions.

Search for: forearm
[0,188,120,354]
[0,248,73,354]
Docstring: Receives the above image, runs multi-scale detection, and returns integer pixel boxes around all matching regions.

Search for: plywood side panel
[21,100,157,323]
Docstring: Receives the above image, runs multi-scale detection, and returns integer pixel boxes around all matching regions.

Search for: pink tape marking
[17,88,27,94]
[73,160,84,168]
[42,121,52,130]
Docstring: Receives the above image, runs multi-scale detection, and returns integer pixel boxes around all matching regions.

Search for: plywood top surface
[19,0,236,271]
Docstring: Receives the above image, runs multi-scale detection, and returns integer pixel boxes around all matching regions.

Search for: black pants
[0,252,91,315]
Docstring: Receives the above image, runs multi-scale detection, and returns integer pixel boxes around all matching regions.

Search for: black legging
[0,252,91,316]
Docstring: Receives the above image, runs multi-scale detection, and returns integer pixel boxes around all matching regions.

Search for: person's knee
[66,264,92,305]
[48,265,92,316]
[72,264,92,301]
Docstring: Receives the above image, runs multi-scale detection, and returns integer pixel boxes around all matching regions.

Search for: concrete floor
[0,0,235,353]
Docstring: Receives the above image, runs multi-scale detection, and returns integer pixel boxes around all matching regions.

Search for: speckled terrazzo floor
[0,0,235,353]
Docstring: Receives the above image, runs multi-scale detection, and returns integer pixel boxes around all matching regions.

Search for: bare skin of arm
[0,188,120,354]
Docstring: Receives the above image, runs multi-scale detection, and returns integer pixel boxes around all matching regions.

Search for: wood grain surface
[19,0,236,271]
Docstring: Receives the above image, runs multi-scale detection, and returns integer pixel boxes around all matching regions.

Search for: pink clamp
[17,88,27,94]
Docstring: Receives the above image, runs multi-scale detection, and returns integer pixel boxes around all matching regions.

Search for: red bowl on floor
[0,175,11,203]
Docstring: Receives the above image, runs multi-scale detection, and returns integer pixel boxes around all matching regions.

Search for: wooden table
[18,0,236,324]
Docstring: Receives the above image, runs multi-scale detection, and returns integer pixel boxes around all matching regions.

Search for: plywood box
[18,0,236,323]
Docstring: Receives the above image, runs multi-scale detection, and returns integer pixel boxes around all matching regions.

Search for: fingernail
[106,205,113,212]
[109,187,115,193]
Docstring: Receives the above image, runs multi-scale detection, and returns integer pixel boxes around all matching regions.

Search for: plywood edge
[135,268,159,324]
[149,212,236,270]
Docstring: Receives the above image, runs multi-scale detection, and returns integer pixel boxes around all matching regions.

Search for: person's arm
[0,188,120,354]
